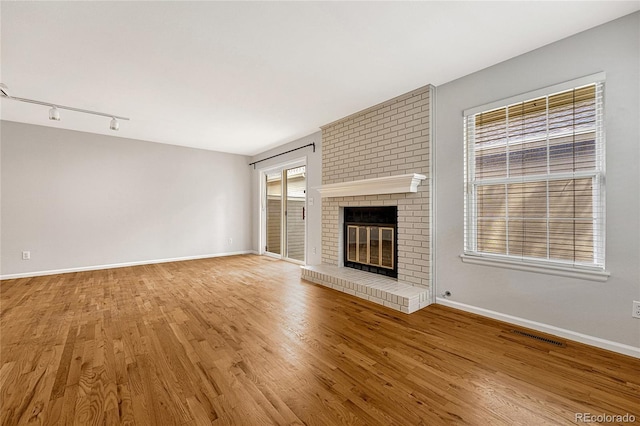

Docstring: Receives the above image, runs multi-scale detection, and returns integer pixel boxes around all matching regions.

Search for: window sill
[459,254,610,282]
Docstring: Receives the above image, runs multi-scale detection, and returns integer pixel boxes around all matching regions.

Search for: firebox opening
[344,206,398,278]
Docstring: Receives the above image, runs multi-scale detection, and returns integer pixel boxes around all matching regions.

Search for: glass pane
[286,166,305,262]
[508,97,547,143]
[475,145,507,179]
[508,220,547,259]
[548,86,597,174]
[477,219,506,254]
[369,227,380,265]
[549,133,596,173]
[549,178,593,219]
[548,86,596,136]
[358,227,367,263]
[266,172,281,255]
[381,228,393,268]
[508,140,547,177]
[507,182,547,219]
[477,184,506,218]
[549,220,594,263]
[347,226,357,262]
[475,108,507,145]
[474,108,507,179]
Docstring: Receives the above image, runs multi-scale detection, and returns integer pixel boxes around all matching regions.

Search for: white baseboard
[436,298,640,359]
[0,250,258,280]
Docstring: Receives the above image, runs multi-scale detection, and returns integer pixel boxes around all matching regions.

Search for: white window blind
[464,80,605,270]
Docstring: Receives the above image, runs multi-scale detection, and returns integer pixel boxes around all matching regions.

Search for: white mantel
[317,173,426,198]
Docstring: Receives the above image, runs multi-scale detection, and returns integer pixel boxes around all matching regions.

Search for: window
[463,76,606,274]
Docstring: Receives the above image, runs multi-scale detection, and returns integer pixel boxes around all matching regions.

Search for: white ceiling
[1,1,638,156]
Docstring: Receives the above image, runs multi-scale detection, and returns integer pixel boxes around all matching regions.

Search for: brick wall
[321,85,432,290]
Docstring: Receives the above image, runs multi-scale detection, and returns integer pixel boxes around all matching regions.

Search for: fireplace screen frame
[343,206,398,278]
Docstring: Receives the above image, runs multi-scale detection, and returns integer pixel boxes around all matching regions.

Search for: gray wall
[1,121,253,276]
[250,131,322,265]
[435,13,639,350]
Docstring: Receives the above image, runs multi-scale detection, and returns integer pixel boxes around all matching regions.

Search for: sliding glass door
[285,167,306,262]
[264,165,306,263]
[265,171,282,255]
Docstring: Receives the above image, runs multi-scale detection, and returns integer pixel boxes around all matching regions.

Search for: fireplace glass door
[346,225,394,269]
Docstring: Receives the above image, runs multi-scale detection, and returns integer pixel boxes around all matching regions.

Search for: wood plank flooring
[1,255,638,425]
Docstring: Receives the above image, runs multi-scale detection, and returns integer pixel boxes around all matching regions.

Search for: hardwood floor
[1,255,638,425]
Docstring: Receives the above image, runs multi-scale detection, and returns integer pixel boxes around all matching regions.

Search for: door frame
[258,157,307,264]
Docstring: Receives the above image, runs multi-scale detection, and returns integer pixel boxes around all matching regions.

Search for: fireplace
[343,207,397,278]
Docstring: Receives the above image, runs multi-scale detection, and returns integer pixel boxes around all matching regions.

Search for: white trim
[463,72,606,116]
[429,85,437,304]
[436,298,640,359]
[260,157,307,175]
[259,168,267,255]
[0,251,257,280]
[459,254,610,282]
[595,82,606,269]
[262,251,281,260]
[316,173,426,198]
[283,257,305,266]
[258,156,307,260]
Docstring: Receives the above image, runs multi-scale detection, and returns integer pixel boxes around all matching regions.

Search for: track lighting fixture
[0,83,129,131]
[49,106,60,121]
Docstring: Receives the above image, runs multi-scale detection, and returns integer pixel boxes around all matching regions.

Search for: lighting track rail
[0,83,130,131]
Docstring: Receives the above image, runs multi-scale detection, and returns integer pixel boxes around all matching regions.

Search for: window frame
[462,73,609,281]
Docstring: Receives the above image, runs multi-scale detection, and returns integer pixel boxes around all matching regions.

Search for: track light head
[0,83,9,97]
[49,106,60,121]
[109,117,119,131]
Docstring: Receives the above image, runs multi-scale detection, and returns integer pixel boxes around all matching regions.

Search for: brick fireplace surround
[302,85,433,313]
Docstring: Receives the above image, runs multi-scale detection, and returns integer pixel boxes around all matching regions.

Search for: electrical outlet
[632,301,640,319]
[313,247,317,254]
[228,237,233,245]
[22,251,31,260]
